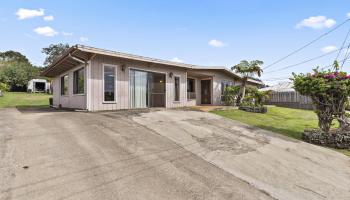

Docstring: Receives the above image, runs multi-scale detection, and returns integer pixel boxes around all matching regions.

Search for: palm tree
[231,60,263,105]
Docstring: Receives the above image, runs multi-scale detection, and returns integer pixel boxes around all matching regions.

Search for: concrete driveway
[0,108,350,200]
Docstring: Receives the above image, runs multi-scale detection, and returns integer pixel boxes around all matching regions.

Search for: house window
[103,65,116,102]
[73,68,85,94]
[187,78,196,99]
[174,76,180,101]
[187,78,195,93]
[61,75,68,95]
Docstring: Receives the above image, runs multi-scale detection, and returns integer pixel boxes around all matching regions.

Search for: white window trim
[102,63,117,104]
[60,74,69,96]
[174,75,181,102]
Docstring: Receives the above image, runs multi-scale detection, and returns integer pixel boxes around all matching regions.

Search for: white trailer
[27,79,51,93]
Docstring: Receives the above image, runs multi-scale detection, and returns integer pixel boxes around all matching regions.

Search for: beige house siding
[52,77,60,107]
[52,64,86,109]
[88,55,188,111]
[51,55,251,111]
[213,72,237,105]
[45,45,264,111]
[188,69,239,106]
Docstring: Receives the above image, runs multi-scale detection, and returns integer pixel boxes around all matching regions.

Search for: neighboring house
[260,82,313,110]
[27,79,51,93]
[41,45,263,111]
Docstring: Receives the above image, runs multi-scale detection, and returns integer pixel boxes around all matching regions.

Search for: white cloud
[33,26,58,37]
[43,15,54,21]
[170,57,184,63]
[296,16,336,29]
[79,36,89,42]
[347,12,350,18]
[15,8,44,20]
[321,45,337,53]
[62,32,73,36]
[208,39,226,48]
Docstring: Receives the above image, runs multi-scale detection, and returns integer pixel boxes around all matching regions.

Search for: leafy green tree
[0,50,40,91]
[231,60,263,104]
[0,50,30,63]
[0,62,39,91]
[42,43,70,66]
[293,68,350,132]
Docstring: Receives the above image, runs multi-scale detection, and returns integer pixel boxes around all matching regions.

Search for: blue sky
[1,0,350,84]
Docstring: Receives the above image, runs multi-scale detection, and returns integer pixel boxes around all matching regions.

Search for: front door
[201,79,211,104]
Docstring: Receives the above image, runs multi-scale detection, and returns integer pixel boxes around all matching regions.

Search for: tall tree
[0,50,30,64]
[42,43,70,66]
[0,51,39,91]
[231,60,263,104]
[0,62,39,91]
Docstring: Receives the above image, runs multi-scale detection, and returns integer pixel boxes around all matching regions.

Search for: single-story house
[27,79,51,93]
[41,45,263,111]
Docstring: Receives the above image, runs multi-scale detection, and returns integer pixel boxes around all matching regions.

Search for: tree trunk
[236,77,247,105]
[338,114,350,130]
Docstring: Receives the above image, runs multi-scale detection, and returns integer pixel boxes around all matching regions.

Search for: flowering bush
[293,68,350,132]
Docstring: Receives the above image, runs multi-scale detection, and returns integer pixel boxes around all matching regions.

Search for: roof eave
[40,45,79,77]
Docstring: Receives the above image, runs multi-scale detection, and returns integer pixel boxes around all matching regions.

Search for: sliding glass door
[129,69,165,108]
[130,70,148,108]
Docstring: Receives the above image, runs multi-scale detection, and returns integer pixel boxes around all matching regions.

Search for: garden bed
[302,129,350,149]
[239,106,267,113]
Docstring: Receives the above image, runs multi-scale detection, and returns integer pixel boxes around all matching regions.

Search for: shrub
[0,82,9,92]
[293,68,350,133]
[222,86,240,106]
[242,87,270,107]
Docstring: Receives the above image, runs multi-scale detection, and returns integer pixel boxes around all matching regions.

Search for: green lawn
[212,106,350,156]
[212,106,318,140]
[0,92,51,108]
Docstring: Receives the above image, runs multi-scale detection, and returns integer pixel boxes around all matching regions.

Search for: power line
[264,48,350,83]
[264,54,350,82]
[321,54,350,70]
[263,18,350,71]
[341,47,350,68]
[264,45,349,74]
[336,26,350,61]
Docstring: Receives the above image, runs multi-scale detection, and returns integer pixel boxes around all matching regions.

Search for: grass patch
[212,106,318,140]
[0,92,51,108]
[337,149,350,157]
[212,106,350,156]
